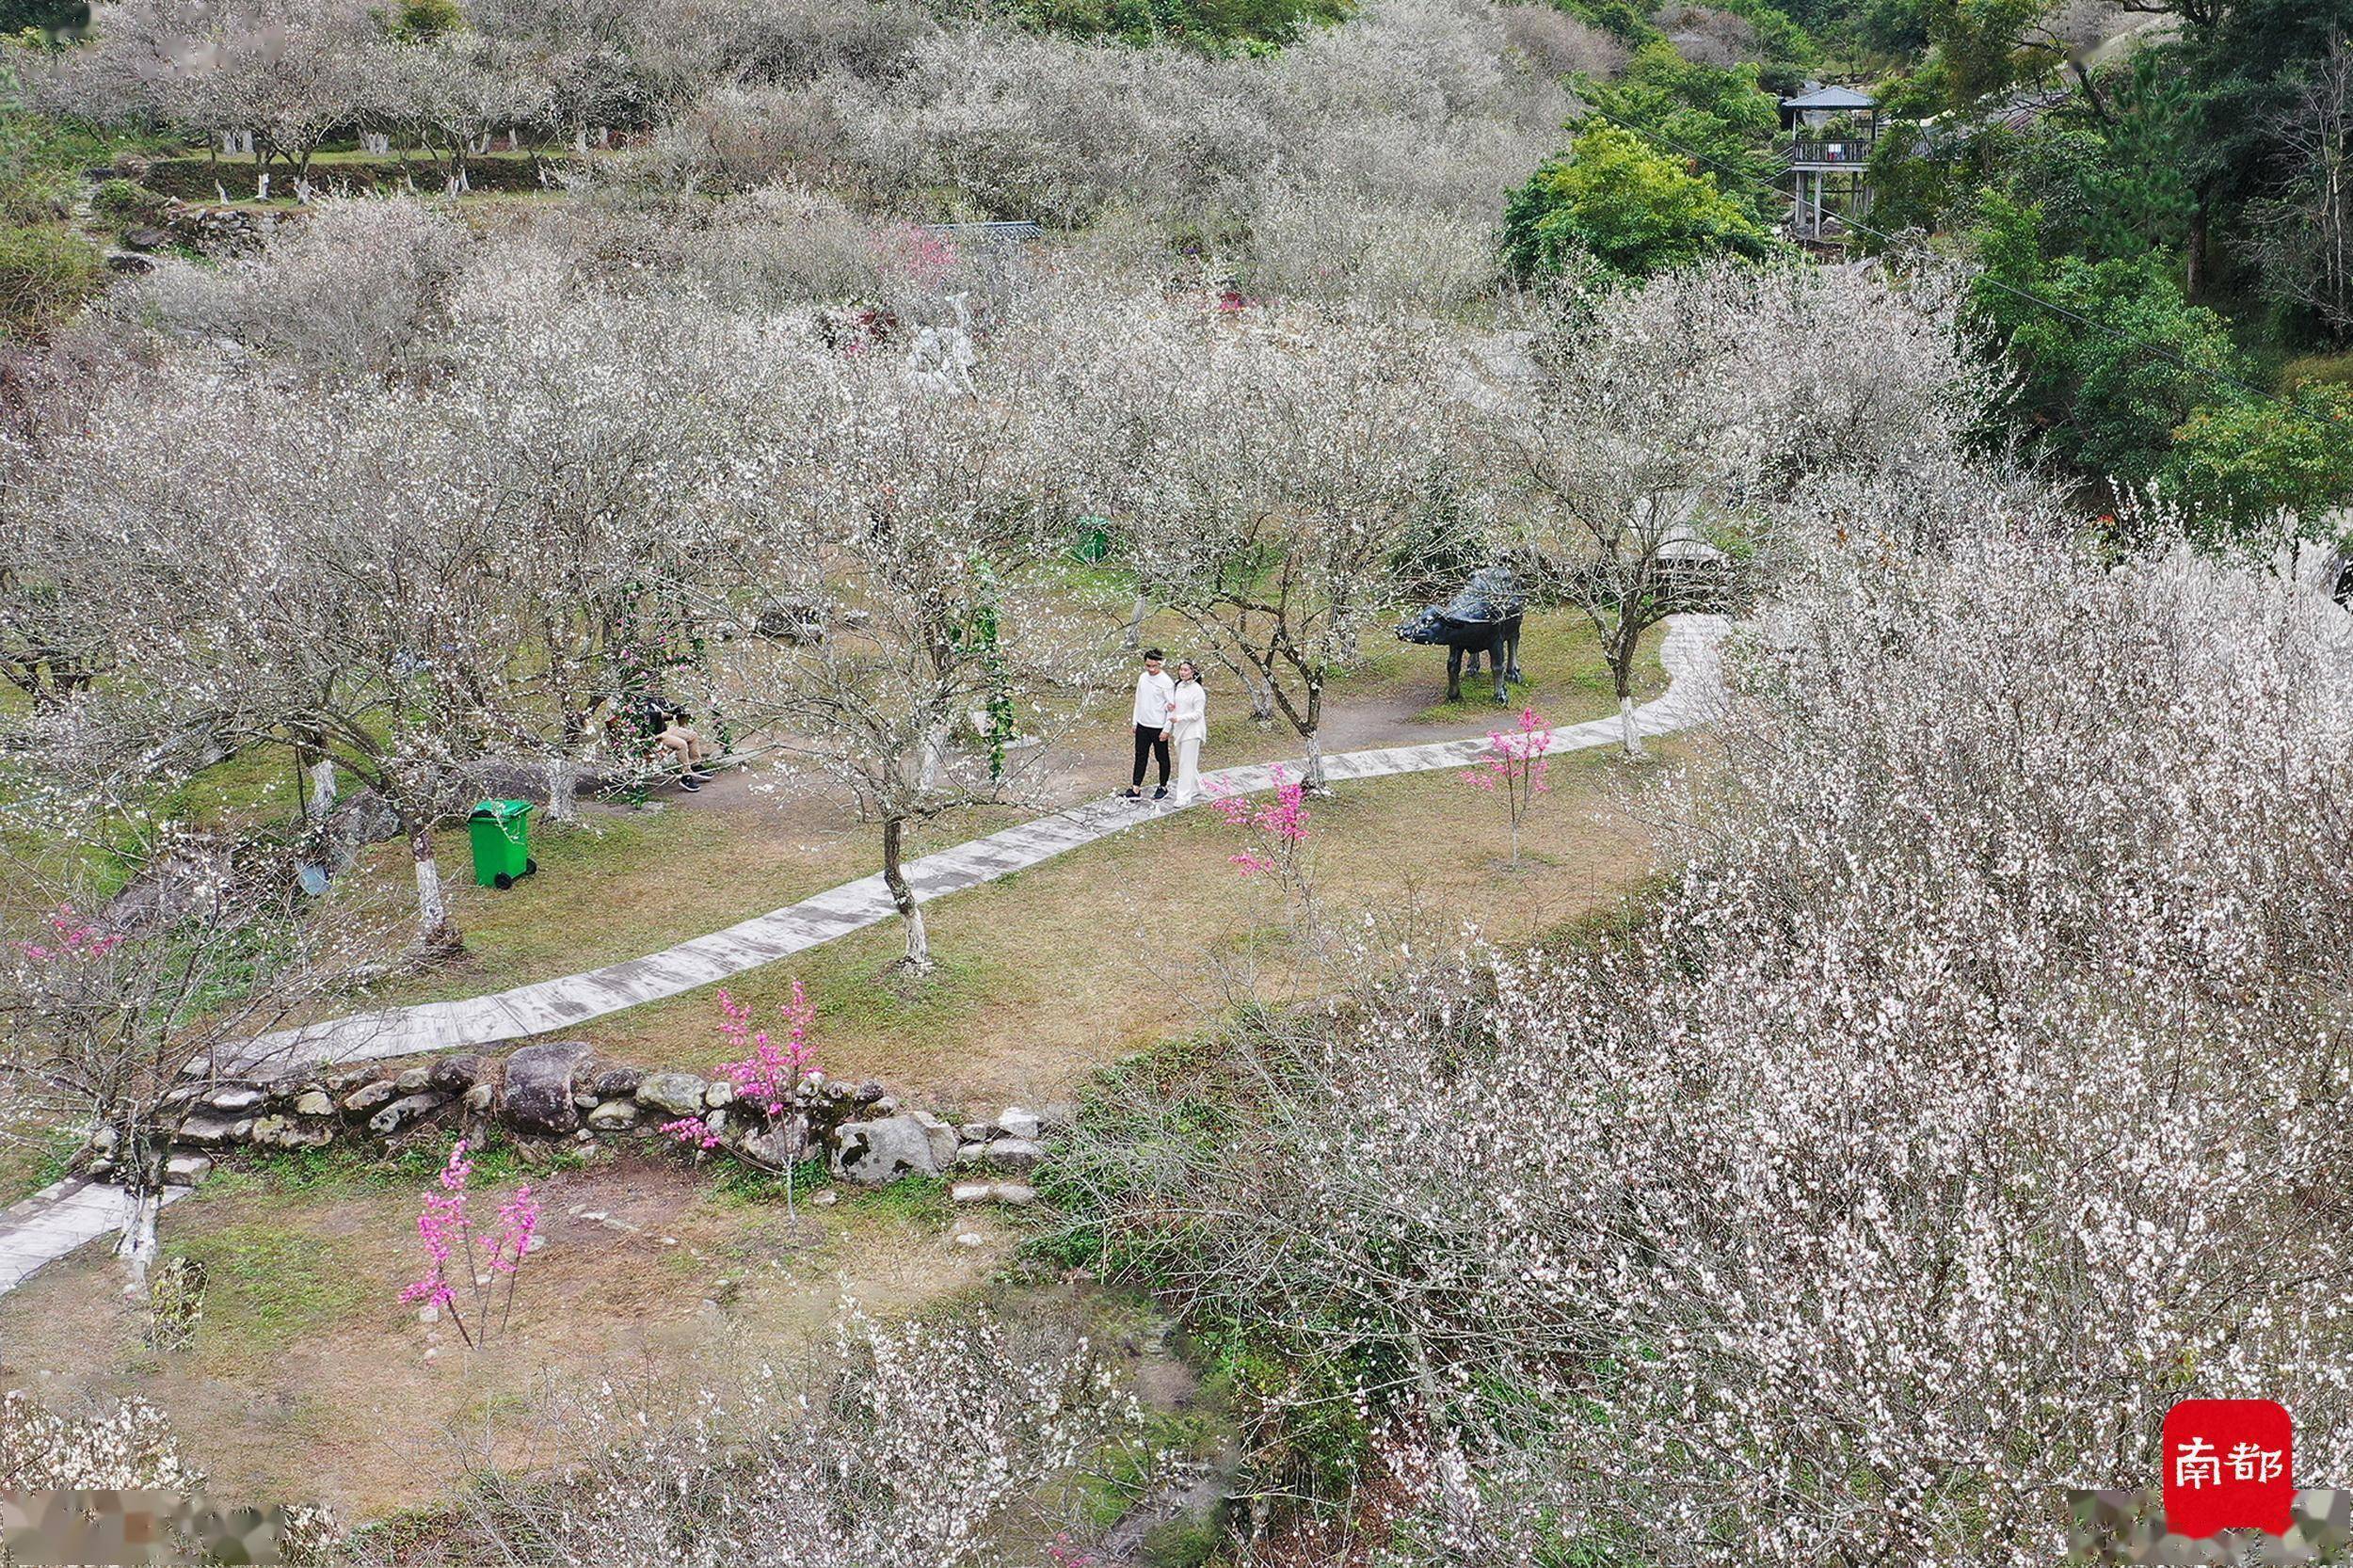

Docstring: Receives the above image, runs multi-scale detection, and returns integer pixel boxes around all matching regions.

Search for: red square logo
[2162,1399,2294,1539]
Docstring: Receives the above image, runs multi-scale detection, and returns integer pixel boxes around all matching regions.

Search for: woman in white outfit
[1168,661,1209,805]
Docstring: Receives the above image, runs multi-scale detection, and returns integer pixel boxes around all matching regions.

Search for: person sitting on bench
[655,709,712,791]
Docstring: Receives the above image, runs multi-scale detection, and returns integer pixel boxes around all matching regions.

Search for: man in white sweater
[1125,648,1176,801]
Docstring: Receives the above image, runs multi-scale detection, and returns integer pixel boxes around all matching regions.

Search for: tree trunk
[881,815,931,971]
[409,819,462,951]
[1300,676,1326,792]
[1618,694,1644,758]
[545,757,581,825]
[1125,592,1148,651]
[2185,197,2210,301]
[305,757,337,823]
[114,1134,165,1299]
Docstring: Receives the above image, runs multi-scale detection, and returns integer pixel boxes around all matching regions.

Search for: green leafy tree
[1501,123,1781,280]
[1916,0,2060,113]
[2077,53,2201,262]
[1967,193,2247,483]
[2162,389,2353,542]
[1581,42,1785,223]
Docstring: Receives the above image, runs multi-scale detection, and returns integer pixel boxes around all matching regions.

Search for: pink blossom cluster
[15,904,123,963]
[397,1137,475,1317]
[664,983,815,1153]
[1462,707,1552,795]
[1209,765,1311,877]
[399,1137,538,1345]
[661,1115,720,1150]
[891,226,958,284]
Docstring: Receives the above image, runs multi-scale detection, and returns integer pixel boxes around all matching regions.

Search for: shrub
[1497,3,1631,75]
[2162,386,2353,545]
[90,176,166,224]
[1499,122,1778,280]
[0,221,102,335]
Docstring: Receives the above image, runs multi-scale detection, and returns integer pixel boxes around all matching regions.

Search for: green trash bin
[467,800,537,889]
[1072,517,1112,564]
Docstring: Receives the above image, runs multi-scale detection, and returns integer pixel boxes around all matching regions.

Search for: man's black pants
[1131,724,1170,789]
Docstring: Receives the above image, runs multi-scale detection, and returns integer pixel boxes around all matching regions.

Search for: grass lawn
[561,736,1687,1111]
[298,611,1668,1013]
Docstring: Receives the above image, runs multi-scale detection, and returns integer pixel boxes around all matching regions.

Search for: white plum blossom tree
[1099,308,1475,790]
[1055,517,2353,1566]
[744,346,1103,973]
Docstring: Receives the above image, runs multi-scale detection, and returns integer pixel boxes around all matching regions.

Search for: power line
[1577,101,2353,437]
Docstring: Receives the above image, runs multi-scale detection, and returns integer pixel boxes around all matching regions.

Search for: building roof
[1782,85,1878,110]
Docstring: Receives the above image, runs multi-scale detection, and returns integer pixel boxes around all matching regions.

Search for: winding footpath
[0,615,1726,1297]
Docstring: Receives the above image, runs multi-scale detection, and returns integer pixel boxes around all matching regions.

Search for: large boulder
[252,1114,334,1151]
[728,1113,808,1172]
[175,1112,253,1147]
[585,1098,641,1132]
[984,1137,1045,1172]
[635,1072,708,1118]
[831,1114,950,1185]
[502,1041,598,1134]
[590,1066,644,1099]
[909,1111,960,1169]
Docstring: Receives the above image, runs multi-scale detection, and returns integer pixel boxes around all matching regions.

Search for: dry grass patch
[0,1151,1000,1520]
[569,739,1683,1110]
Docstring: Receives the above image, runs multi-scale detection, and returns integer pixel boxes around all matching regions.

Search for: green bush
[0,221,102,336]
[2162,387,2353,545]
[2282,350,2353,393]
[1501,123,1779,281]
[90,176,166,224]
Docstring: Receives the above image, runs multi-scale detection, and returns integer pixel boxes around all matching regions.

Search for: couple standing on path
[1124,648,1209,805]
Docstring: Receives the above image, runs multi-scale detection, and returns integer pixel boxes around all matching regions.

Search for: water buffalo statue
[1395,566,1526,704]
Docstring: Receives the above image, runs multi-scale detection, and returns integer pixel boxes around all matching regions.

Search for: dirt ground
[0,1153,1005,1518]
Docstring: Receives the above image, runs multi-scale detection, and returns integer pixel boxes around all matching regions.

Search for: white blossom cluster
[1058,521,2353,1565]
[413,1309,1131,1568]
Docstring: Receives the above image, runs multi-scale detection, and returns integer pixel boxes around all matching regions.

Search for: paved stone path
[0,616,1724,1298]
[230,615,1726,1077]
[0,1177,186,1295]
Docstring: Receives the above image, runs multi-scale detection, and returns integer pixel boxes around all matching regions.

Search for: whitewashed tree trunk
[255,171,270,201]
[116,1187,160,1299]
[1620,695,1644,757]
[1125,592,1148,650]
[409,822,460,949]
[1303,728,1326,792]
[546,758,582,825]
[305,758,337,822]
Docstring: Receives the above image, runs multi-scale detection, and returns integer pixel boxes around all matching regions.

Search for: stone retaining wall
[100,1043,1051,1205]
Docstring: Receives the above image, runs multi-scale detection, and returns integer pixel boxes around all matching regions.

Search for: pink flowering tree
[664,983,817,1218]
[401,1137,538,1348]
[1209,764,1317,917]
[1462,707,1553,866]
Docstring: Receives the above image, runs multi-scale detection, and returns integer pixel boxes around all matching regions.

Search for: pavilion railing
[1784,138,1872,166]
